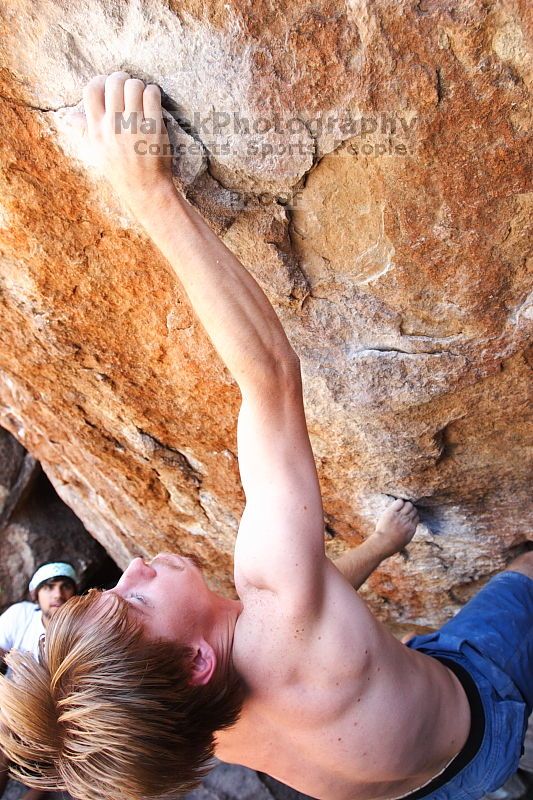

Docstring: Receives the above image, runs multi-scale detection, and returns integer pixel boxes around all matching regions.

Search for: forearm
[79,74,296,392]
[133,183,297,393]
[333,535,391,590]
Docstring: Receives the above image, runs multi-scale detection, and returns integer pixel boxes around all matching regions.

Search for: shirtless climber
[0,72,531,800]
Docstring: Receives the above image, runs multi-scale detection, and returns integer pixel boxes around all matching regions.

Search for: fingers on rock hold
[104,71,132,114]
[143,84,163,132]
[123,78,146,114]
[83,75,106,126]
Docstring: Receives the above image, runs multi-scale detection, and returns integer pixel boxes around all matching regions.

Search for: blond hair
[0,589,244,800]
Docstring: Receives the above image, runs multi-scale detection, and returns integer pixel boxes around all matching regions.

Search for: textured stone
[0,0,531,628]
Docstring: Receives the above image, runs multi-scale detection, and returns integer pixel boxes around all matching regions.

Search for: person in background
[0,562,78,800]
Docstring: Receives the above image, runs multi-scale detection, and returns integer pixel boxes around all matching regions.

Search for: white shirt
[0,601,45,661]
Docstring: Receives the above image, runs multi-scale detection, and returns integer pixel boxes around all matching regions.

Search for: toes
[401,501,413,514]
[390,498,405,510]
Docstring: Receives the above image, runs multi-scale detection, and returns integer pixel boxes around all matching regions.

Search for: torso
[215,561,471,800]
[0,602,43,661]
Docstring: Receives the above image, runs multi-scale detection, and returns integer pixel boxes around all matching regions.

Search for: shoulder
[0,601,39,627]
[234,561,382,687]
[0,602,42,656]
[0,601,38,623]
[232,588,298,688]
[232,582,326,685]
[0,602,38,648]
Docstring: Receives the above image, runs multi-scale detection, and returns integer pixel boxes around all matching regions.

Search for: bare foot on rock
[372,498,420,558]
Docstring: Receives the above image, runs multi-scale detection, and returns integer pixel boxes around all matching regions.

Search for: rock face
[0,427,118,611]
[0,0,531,626]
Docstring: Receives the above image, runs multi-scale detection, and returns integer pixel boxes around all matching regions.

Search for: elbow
[240,347,301,400]
[275,347,300,374]
[272,348,301,388]
[242,349,300,399]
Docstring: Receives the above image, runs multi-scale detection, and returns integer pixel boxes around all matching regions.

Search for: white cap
[29,562,78,593]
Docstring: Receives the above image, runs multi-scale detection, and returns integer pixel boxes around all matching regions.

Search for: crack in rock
[0,93,76,113]
[347,346,459,357]
[134,427,202,487]
[435,67,445,103]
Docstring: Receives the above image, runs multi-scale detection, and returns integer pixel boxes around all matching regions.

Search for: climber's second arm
[82,72,328,611]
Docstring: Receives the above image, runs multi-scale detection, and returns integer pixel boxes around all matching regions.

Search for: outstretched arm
[79,72,327,607]
[333,499,419,590]
[78,71,297,394]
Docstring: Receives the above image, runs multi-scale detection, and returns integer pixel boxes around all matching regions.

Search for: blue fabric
[404,570,533,800]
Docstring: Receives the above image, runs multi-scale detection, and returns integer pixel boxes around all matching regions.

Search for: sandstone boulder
[0,0,531,627]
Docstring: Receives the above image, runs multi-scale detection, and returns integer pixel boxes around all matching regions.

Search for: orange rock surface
[0,0,531,625]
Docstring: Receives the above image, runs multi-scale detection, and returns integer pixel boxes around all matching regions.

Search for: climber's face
[107,553,213,643]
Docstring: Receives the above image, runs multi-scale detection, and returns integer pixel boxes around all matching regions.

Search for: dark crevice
[159,88,195,135]
[434,425,454,464]
[205,160,243,197]
[448,588,466,605]
[0,454,40,531]
[424,539,444,552]
[351,346,452,357]
[324,523,336,539]
[277,205,314,307]
[157,88,255,203]
[435,67,445,104]
[505,541,533,562]
[434,416,466,464]
[134,427,202,487]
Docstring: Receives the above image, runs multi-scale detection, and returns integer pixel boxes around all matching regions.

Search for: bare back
[216,561,471,800]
